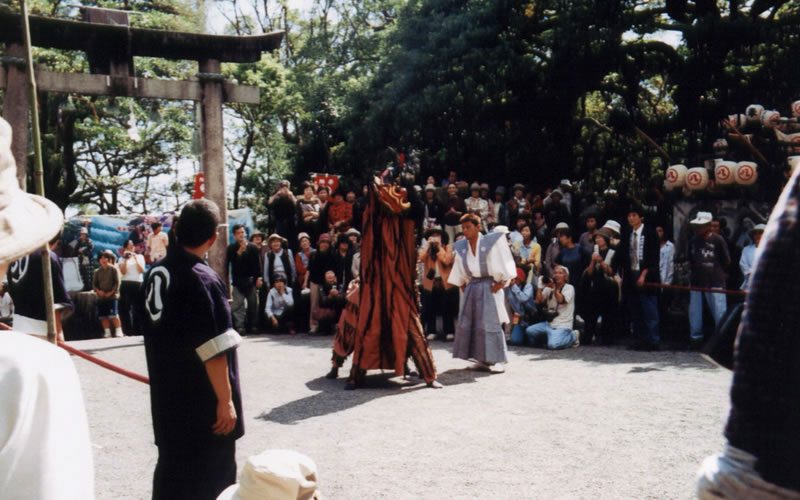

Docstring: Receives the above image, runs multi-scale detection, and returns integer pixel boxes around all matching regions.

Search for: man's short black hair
[176,199,220,248]
[317,185,329,194]
[231,223,245,234]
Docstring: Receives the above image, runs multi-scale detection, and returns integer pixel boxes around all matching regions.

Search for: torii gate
[0,8,283,282]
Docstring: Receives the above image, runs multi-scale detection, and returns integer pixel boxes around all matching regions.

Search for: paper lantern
[686,167,710,191]
[792,100,800,117]
[714,161,737,185]
[745,104,764,122]
[664,164,688,190]
[761,110,781,128]
[735,161,758,186]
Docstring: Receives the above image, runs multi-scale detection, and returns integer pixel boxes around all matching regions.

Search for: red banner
[192,173,205,199]
[314,173,339,194]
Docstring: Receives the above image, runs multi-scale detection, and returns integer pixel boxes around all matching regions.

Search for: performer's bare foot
[427,380,444,389]
[325,366,339,379]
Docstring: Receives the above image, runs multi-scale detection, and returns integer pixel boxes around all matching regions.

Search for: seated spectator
[265,273,295,334]
[418,227,456,341]
[314,270,345,334]
[523,266,578,349]
[507,267,537,345]
[580,228,621,345]
[93,250,122,338]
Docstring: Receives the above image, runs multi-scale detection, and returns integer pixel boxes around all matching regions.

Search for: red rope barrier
[57,341,150,385]
[640,282,747,296]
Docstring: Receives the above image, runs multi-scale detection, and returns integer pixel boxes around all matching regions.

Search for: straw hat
[267,233,287,246]
[0,117,63,268]
[217,449,321,500]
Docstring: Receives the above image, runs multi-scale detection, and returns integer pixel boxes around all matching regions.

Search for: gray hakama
[451,232,510,363]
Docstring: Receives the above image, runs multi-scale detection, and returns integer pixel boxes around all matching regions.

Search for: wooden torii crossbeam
[0,8,283,282]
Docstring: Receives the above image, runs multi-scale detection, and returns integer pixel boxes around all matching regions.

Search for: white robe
[0,332,95,500]
[448,233,516,324]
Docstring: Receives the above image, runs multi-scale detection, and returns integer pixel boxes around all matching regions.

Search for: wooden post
[198,59,229,289]
[1,43,29,190]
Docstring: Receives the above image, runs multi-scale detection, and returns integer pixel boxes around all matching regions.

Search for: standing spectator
[543,188,571,229]
[491,186,508,227]
[267,180,297,241]
[249,231,268,329]
[418,228,456,341]
[509,184,528,219]
[147,221,169,263]
[307,233,335,334]
[137,199,243,500]
[739,223,765,289]
[119,240,145,336]
[531,209,549,247]
[94,250,122,338]
[72,227,94,291]
[441,170,458,187]
[619,203,661,351]
[265,273,294,333]
[554,224,591,288]
[226,224,262,335]
[515,223,542,282]
[578,212,599,253]
[327,190,353,234]
[688,211,731,349]
[0,282,13,326]
[442,182,467,243]
[297,183,321,244]
[422,184,444,230]
[316,185,331,238]
[294,233,315,332]
[465,182,490,231]
[346,228,362,279]
[580,229,621,345]
[332,234,354,292]
[263,234,296,289]
[523,266,579,349]
[657,225,675,286]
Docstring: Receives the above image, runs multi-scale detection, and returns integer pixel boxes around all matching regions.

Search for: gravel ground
[71,334,731,499]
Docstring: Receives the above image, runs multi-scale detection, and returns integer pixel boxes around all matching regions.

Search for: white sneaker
[446,333,455,341]
[572,330,580,348]
[103,330,112,338]
[426,334,436,341]
[114,329,124,338]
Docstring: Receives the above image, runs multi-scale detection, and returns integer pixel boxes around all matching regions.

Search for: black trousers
[119,281,141,335]
[152,439,236,500]
[421,285,458,339]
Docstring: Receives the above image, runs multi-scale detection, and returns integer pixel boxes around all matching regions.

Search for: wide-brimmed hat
[748,223,766,235]
[690,211,713,226]
[601,220,621,237]
[345,228,361,238]
[317,233,331,245]
[493,225,510,235]
[424,184,436,192]
[0,118,63,267]
[217,449,321,500]
[469,182,481,192]
[559,179,573,189]
[552,222,571,236]
[249,231,265,242]
[267,233,287,245]
[594,228,614,242]
[479,183,489,190]
[297,232,311,243]
[79,227,88,235]
[512,183,525,192]
[423,227,449,245]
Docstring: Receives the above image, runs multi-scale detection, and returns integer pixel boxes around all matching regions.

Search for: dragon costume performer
[327,174,441,389]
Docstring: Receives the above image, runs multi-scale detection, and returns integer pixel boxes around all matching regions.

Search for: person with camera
[523,265,579,349]
[119,240,146,335]
[418,227,456,341]
[267,180,297,242]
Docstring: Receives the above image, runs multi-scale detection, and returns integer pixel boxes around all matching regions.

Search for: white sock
[104,328,111,337]
[114,327,123,337]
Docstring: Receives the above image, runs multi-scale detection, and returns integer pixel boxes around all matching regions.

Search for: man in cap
[0,116,94,498]
[138,199,244,499]
[696,169,800,499]
[521,265,578,349]
[739,223,765,290]
[226,224,262,335]
[688,211,731,349]
[619,203,661,351]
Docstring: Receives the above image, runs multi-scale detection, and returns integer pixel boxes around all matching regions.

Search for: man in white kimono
[448,213,516,371]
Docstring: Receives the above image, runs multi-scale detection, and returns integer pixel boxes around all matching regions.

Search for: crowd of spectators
[247,171,762,352]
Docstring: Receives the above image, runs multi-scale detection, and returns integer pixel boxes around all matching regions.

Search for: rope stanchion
[56,341,150,384]
[640,282,747,296]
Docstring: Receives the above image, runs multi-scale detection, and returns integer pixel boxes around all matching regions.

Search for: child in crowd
[93,250,122,338]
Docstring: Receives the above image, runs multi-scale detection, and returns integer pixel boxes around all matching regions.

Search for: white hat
[217,449,321,500]
[559,179,572,189]
[690,211,713,226]
[601,220,621,237]
[493,225,510,234]
[0,118,63,268]
[345,228,360,237]
[749,223,766,235]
